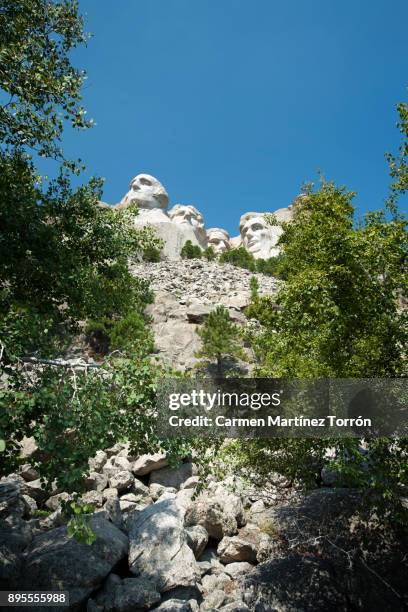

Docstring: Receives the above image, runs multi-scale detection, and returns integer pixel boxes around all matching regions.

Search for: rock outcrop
[131,258,278,370]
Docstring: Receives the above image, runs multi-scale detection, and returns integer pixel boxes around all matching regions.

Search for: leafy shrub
[203,246,216,260]
[110,311,154,355]
[143,245,162,262]
[181,240,202,259]
[219,247,256,271]
[256,254,288,279]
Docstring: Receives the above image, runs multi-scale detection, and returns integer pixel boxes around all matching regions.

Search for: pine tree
[195,306,245,376]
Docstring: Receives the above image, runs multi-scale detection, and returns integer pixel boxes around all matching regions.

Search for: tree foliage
[181,239,202,259]
[233,178,408,524]
[250,180,407,378]
[0,0,168,489]
[0,0,91,164]
[386,96,408,211]
[219,246,256,271]
[195,306,245,376]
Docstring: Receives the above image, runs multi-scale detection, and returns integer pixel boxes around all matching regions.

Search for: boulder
[128,498,200,592]
[20,464,40,482]
[186,304,212,323]
[185,525,209,559]
[224,562,254,580]
[132,453,168,476]
[150,463,196,490]
[201,572,232,593]
[109,576,161,611]
[185,500,238,540]
[21,514,128,608]
[81,491,103,508]
[131,479,150,497]
[200,589,230,611]
[217,524,271,564]
[242,555,347,611]
[89,450,108,473]
[114,456,133,472]
[102,487,118,502]
[85,472,108,492]
[103,497,124,530]
[45,492,72,511]
[0,481,25,519]
[109,470,134,492]
[21,478,48,503]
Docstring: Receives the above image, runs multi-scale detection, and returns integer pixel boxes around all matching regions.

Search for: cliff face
[131,259,278,371]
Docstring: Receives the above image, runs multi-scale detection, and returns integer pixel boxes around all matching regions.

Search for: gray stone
[21,478,48,503]
[132,453,168,476]
[102,487,118,502]
[106,443,128,458]
[20,464,39,482]
[185,500,238,540]
[109,470,134,492]
[39,508,66,530]
[131,479,150,497]
[110,576,161,611]
[21,514,128,608]
[114,455,133,472]
[201,572,232,593]
[200,589,228,610]
[103,497,124,530]
[85,472,108,492]
[128,498,200,592]
[89,450,108,472]
[217,524,270,564]
[242,555,347,611]
[185,525,209,559]
[224,562,254,580]
[81,491,104,508]
[186,304,212,323]
[219,603,250,612]
[102,458,120,479]
[21,495,37,517]
[150,463,196,490]
[0,481,25,519]
[181,476,200,490]
[45,492,71,511]
[149,483,167,501]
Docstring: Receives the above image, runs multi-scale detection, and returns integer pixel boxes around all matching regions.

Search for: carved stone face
[120,174,169,210]
[207,228,230,254]
[168,204,207,246]
[240,213,277,259]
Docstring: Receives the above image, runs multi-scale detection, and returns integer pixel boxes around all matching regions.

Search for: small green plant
[258,516,279,538]
[32,509,52,518]
[203,246,216,260]
[181,240,202,259]
[250,276,259,301]
[219,247,256,271]
[63,500,96,546]
[143,245,162,262]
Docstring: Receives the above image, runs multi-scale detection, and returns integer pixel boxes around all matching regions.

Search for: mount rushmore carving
[112,173,297,260]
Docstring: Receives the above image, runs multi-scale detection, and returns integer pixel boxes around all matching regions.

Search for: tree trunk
[216,354,223,377]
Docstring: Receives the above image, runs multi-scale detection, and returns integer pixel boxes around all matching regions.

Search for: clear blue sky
[56,0,407,235]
